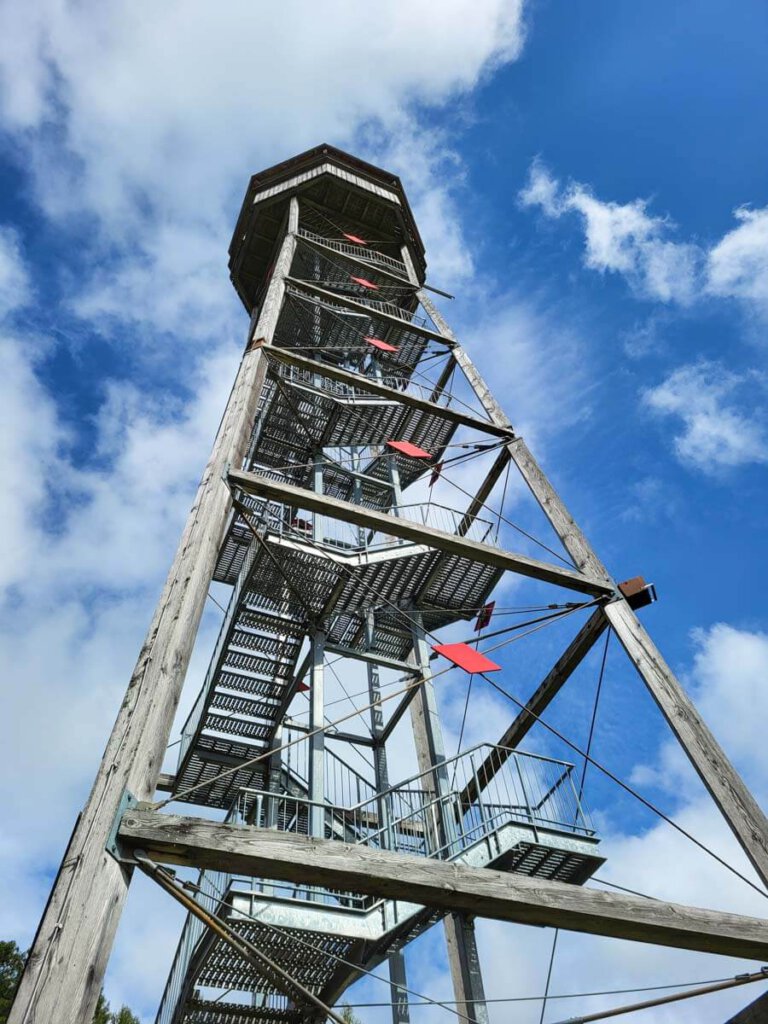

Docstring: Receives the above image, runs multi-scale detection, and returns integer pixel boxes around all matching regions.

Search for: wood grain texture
[228,468,613,596]
[415,285,768,899]
[505,437,611,581]
[605,599,768,888]
[9,201,300,1024]
[415,288,611,585]
[118,812,768,960]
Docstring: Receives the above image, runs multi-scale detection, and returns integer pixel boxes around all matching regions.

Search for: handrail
[239,742,578,817]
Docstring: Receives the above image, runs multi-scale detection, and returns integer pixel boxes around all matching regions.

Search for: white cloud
[520,161,768,319]
[707,205,768,314]
[519,161,700,304]
[0,227,30,316]
[643,361,768,472]
[0,0,524,223]
[689,623,768,783]
[472,620,768,1023]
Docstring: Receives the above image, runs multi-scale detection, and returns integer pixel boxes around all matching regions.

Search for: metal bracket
[106,788,138,863]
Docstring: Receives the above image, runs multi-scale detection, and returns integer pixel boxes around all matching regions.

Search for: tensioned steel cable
[477,668,768,900]
[333,970,768,1010]
[156,602,594,807]
[169,475,760,897]
[436,461,578,568]
[184,869,768,1022]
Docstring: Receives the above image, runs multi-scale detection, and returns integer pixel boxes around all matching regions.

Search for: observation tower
[12,145,768,1024]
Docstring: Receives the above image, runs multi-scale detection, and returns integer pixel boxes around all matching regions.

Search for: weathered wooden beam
[260,344,510,437]
[459,607,608,809]
[118,812,768,961]
[605,599,768,889]
[8,202,301,1024]
[456,447,511,538]
[228,469,613,597]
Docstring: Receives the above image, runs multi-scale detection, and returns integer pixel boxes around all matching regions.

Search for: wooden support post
[10,200,300,1024]
[413,276,768,927]
[117,812,768,961]
[444,914,489,1024]
[414,283,611,583]
[408,611,489,1022]
[605,599,768,888]
[364,611,412,1024]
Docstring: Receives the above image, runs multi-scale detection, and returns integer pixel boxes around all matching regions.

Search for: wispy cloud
[520,160,768,320]
[519,160,700,304]
[643,360,768,473]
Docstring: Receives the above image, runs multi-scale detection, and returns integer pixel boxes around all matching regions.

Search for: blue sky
[0,1,767,1021]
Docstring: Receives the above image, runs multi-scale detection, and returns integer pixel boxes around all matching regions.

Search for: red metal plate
[343,233,367,245]
[296,682,310,693]
[386,440,431,458]
[365,336,399,353]
[474,601,495,632]
[350,275,378,290]
[432,643,501,674]
[429,461,443,487]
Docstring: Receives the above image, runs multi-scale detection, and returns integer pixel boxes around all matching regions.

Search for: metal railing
[155,857,233,1024]
[177,544,260,769]
[241,494,498,558]
[238,744,594,864]
[297,227,409,278]
[273,359,452,410]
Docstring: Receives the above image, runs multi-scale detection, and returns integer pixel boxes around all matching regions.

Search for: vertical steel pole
[308,631,326,841]
[365,610,411,1023]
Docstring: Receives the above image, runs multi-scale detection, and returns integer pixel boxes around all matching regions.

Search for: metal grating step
[184,1001,301,1024]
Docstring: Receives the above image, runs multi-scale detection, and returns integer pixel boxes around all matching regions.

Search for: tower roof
[228,143,427,311]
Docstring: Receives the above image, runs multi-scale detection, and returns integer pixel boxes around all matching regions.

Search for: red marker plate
[386,440,431,458]
[350,275,378,290]
[296,682,310,693]
[432,643,501,674]
[365,336,399,353]
[474,601,495,632]
[343,233,367,245]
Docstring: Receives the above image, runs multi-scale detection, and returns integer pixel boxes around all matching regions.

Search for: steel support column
[408,612,490,1023]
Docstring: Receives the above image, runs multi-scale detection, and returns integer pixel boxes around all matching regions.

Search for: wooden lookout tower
[10,145,768,1024]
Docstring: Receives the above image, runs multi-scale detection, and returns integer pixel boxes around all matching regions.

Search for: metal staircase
[158,745,602,1024]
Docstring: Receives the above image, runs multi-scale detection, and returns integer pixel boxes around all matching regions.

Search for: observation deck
[157,744,603,1024]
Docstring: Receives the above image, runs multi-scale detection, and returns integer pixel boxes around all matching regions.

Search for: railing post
[514,753,540,843]
[469,752,493,860]
[569,765,589,833]
[266,724,284,829]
